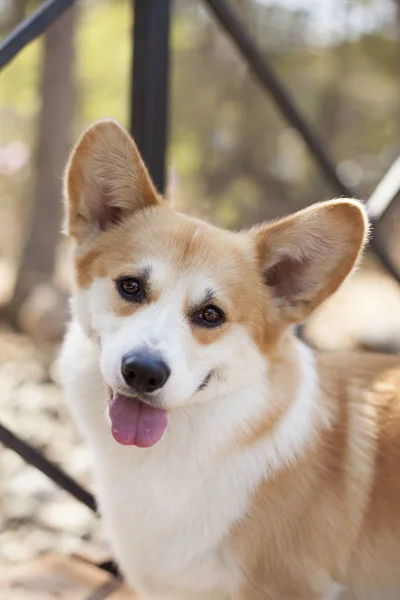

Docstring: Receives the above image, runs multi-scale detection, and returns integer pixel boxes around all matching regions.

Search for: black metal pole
[0,0,76,70]
[203,0,352,198]
[130,0,171,194]
[0,421,97,513]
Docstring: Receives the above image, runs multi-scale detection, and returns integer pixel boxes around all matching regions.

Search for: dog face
[64,120,367,419]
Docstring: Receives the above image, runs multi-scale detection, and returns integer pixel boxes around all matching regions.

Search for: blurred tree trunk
[9,5,76,324]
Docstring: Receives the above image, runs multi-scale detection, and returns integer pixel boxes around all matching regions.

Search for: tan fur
[64,120,400,600]
[251,200,369,323]
[64,118,161,244]
[65,120,366,356]
[231,351,400,599]
[71,204,280,350]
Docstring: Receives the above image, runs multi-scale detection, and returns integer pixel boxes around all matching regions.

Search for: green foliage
[75,0,131,129]
[0,38,42,129]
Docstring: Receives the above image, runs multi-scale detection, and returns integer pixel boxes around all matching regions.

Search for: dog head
[64,119,368,446]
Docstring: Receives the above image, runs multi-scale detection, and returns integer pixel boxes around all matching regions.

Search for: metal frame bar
[204,0,352,197]
[0,422,96,512]
[367,156,400,222]
[130,0,171,194]
[367,156,400,281]
[0,0,76,70]
[203,0,400,283]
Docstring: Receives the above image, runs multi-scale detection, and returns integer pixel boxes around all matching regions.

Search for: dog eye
[116,277,142,301]
[195,305,225,328]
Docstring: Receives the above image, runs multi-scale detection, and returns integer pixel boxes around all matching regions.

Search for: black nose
[121,351,170,393]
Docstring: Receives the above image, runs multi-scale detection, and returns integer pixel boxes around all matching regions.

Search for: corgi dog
[60,119,400,600]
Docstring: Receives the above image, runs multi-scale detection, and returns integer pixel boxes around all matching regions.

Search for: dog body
[60,120,400,600]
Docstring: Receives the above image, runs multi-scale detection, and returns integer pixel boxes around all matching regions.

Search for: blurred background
[0,0,400,570]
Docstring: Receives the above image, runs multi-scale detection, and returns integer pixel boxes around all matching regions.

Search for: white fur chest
[94,431,248,599]
[60,321,318,600]
[59,323,259,598]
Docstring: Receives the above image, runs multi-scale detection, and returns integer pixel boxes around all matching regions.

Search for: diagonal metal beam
[0,0,76,70]
[203,0,352,197]
[0,421,97,513]
[367,156,400,222]
[203,0,400,284]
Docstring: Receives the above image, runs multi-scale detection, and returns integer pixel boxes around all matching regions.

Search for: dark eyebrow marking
[188,287,217,315]
[140,265,152,280]
[203,287,215,306]
[137,265,152,296]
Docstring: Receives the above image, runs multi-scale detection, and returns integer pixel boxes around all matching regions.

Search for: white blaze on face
[73,257,268,411]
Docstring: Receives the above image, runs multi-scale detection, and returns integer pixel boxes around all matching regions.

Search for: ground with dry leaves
[0,327,108,564]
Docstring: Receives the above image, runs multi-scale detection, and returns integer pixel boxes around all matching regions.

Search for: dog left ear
[251,199,369,323]
[64,119,161,245]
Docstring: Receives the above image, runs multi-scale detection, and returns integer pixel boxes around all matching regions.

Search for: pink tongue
[109,394,168,447]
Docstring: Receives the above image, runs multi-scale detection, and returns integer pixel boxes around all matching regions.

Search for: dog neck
[155,333,323,476]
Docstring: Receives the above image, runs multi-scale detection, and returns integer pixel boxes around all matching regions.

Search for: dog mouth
[107,371,214,448]
[108,390,168,448]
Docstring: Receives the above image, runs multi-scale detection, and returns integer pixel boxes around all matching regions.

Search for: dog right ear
[64,119,161,245]
[250,199,368,324]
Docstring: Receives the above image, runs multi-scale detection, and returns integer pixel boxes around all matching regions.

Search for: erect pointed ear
[63,119,161,245]
[251,199,369,323]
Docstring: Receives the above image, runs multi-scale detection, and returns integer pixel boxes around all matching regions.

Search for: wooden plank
[1,555,398,599]
[0,554,137,600]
